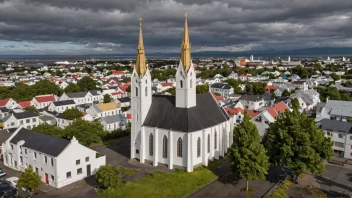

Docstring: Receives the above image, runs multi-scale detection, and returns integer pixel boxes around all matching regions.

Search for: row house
[86,102,121,119]
[48,100,76,113]
[59,92,94,105]
[316,99,352,122]
[0,98,17,109]
[2,128,106,188]
[210,83,234,97]
[3,111,40,130]
[100,114,128,131]
[31,95,57,109]
[235,95,265,111]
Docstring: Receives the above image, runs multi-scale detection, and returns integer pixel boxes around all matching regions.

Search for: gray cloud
[0,0,352,54]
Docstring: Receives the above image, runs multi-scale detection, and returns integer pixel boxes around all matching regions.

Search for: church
[131,10,232,172]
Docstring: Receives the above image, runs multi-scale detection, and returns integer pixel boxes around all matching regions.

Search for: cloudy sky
[0,0,352,55]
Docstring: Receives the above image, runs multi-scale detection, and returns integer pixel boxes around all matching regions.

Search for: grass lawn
[267,180,292,198]
[98,166,217,198]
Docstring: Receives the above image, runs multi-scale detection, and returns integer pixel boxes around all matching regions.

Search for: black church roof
[143,92,229,132]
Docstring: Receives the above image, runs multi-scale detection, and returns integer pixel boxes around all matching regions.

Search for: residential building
[209,83,234,97]
[0,98,17,109]
[100,114,128,131]
[0,107,10,120]
[48,100,76,113]
[116,97,131,108]
[31,95,56,109]
[59,92,94,105]
[3,111,39,129]
[2,128,106,188]
[86,102,121,119]
[316,99,352,122]
[236,95,265,110]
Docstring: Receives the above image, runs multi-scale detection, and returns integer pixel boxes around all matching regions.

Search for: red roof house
[17,101,31,109]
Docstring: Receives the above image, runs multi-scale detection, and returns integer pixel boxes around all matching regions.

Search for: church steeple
[181,8,191,72]
[135,17,147,77]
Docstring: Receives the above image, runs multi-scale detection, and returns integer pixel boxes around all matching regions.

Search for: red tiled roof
[119,84,131,93]
[211,92,224,101]
[35,95,55,103]
[265,85,278,92]
[0,98,10,107]
[82,112,88,116]
[266,101,289,118]
[161,82,174,87]
[18,101,31,108]
[247,110,260,118]
[112,70,125,75]
[225,107,244,115]
[112,91,123,96]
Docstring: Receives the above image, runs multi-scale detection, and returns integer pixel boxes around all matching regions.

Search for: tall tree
[196,84,209,94]
[32,79,62,96]
[282,89,291,97]
[96,165,121,189]
[262,109,333,177]
[17,165,41,195]
[229,113,269,192]
[63,108,83,120]
[103,94,112,103]
[291,98,300,111]
[32,123,65,138]
[24,106,39,114]
[77,76,97,91]
[64,83,81,93]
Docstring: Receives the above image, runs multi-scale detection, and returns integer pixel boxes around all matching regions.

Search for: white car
[6,177,26,191]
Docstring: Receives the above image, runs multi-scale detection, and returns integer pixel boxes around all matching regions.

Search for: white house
[209,83,234,97]
[2,128,106,188]
[131,13,231,172]
[235,95,265,110]
[86,102,121,119]
[59,92,94,105]
[31,95,57,109]
[48,100,76,113]
[3,111,40,130]
[100,114,128,131]
[0,107,10,120]
[0,98,17,109]
[228,72,238,80]
[116,97,131,108]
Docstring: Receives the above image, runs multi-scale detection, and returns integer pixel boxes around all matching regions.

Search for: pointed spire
[135,17,147,77]
[181,8,191,72]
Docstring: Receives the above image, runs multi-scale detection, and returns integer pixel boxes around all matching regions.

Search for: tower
[175,8,196,108]
[131,17,152,159]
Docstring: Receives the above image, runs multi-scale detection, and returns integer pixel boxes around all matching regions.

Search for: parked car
[6,177,26,191]
[0,179,17,198]
[0,169,6,177]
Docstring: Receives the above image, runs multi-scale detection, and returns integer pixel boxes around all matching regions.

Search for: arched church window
[207,134,210,153]
[136,113,138,121]
[136,87,138,97]
[145,86,148,96]
[163,136,168,158]
[190,79,193,88]
[214,131,217,150]
[180,80,183,88]
[149,134,153,156]
[177,138,183,157]
[197,137,201,157]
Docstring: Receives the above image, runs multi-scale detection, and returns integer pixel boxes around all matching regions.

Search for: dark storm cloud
[0,0,352,54]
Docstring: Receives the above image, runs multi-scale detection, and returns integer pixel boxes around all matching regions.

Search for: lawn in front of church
[98,166,217,198]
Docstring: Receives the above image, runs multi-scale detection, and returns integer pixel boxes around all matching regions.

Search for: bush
[104,126,131,140]
[96,165,121,189]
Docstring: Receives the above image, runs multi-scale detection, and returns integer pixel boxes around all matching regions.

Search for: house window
[177,138,182,157]
[197,137,201,158]
[51,158,54,167]
[20,120,23,125]
[149,133,153,156]
[208,134,210,153]
[136,87,138,97]
[44,156,47,164]
[350,136,352,140]
[76,160,80,165]
[338,134,344,139]
[33,152,37,160]
[334,142,344,148]
[66,172,71,178]
[25,149,27,154]
[26,119,30,123]
[163,136,168,158]
[77,168,83,175]
[32,118,36,122]
[35,167,38,173]
[51,175,54,181]
[85,157,89,162]
[11,144,13,150]
[180,80,183,88]
[214,132,217,150]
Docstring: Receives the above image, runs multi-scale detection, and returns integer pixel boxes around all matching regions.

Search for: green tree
[196,84,209,94]
[103,94,112,103]
[126,86,131,93]
[32,79,62,96]
[96,165,121,189]
[24,106,39,114]
[63,108,83,120]
[64,119,108,146]
[282,89,291,97]
[64,83,81,93]
[262,109,333,177]
[229,113,269,192]
[330,73,341,81]
[291,98,300,111]
[162,87,175,96]
[32,123,65,138]
[17,165,41,195]
[77,76,97,91]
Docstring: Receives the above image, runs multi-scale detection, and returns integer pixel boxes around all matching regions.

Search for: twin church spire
[135,9,191,77]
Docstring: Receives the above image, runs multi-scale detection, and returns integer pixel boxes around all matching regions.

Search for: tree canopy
[77,76,97,91]
[96,165,121,189]
[330,73,341,81]
[17,165,41,195]
[104,94,112,103]
[245,82,266,95]
[64,83,81,93]
[24,106,39,114]
[32,123,65,138]
[63,108,83,120]
[196,84,209,94]
[262,109,333,176]
[282,89,291,97]
[228,113,269,192]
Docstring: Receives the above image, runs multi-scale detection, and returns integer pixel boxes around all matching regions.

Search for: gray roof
[89,90,102,96]
[143,92,229,132]
[238,95,263,102]
[39,115,56,122]
[66,92,88,98]
[101,114,126,124]
[10,128,70,157]
[117,97,131,103]
[52,100,75,106]
[13,111,38,119]
[0,107,9,113]
[325,100,352,117]
[210,83,232,89]
[320,119,352,133]
[0,129,12,144]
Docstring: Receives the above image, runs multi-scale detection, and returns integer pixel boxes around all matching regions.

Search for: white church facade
[131,11,232,172]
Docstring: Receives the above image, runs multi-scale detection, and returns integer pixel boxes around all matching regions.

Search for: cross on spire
[184,8,188,19]
[139,17,143,27]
